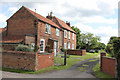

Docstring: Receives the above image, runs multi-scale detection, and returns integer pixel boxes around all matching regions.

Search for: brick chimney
[46,12,53,20]
[66,21,70,27]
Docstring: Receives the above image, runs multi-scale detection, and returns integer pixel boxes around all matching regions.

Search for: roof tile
[24,6,61,29]
[54,17,76,33]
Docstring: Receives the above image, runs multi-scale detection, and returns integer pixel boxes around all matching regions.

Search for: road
[2,58,99,79]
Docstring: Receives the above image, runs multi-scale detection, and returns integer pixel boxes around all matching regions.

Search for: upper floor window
[69,31,70,39]
[72,44,74,50]
[72,33,74,40]
[64,43,67,49]
[64,30,67,38]
[68,42,71,49]
[45,23,51,34]
[56,28,60,36]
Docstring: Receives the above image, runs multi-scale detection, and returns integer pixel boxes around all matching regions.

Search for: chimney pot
[66,21,70,27]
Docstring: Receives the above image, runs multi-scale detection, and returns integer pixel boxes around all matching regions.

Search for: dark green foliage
[34,45,39,52]
[71,26,82,49]
[61,47,67,52]
[112,38,120,79]
[71,26,103,51]
[15,44,33,52]
[105,36,118,57]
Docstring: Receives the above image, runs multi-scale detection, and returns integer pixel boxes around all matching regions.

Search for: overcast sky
[0,0,119,44]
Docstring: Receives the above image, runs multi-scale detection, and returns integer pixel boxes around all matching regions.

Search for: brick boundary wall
[2,51,54,71]
[67,50,86,56]
[100,52,120,77]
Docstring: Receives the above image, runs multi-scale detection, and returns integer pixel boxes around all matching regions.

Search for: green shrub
[15,44,32,52]
[95,49,98,53]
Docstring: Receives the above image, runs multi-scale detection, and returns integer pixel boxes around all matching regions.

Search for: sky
[0,0,119,45]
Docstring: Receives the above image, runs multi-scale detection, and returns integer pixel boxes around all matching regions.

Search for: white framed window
[69,31,70,39]
[31,43,35,49]
[72,44,74,50]
[45,23,51,34]
[68,42,71,49]
[72,33,74,40]
[56,28,60,36]
[64,30,67,38]
[40,39,45,52]
[64,43,67,49]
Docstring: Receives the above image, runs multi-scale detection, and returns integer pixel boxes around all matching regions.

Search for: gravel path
[2,58,100,79]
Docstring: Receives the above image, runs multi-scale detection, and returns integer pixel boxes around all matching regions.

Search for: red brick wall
[2,44,18,51]
[101,57,116,77]
[49,17,77,50]
[67,50,86,56]
[2,51,36,71]
[37,21,62,53]
[25,36,35,45]
[64,30,76,50]
[7,7,36,36]
[35,52,54,70]
[2,51,54,71]
[100,52,120,77]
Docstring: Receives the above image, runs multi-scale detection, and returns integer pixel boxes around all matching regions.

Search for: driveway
[2,58,99,79]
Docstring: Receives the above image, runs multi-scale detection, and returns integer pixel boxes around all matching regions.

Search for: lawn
[2,52,100,74]
[93,62,114,79]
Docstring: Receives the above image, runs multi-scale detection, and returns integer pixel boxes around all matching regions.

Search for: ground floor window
[68,42,71,49]
[72,44,74,50]
[64,43,67,49]
[40,39,45,52]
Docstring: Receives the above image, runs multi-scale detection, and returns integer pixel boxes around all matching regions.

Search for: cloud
[0,14,7,24]
[0,0,119,44]
[8,7,18,14]
[74,23,118,44]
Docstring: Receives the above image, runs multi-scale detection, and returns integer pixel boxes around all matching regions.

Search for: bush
[15,44,32,52]
[95,50,98,53]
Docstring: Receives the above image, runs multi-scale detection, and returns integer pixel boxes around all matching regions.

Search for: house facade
[1,6,76,56]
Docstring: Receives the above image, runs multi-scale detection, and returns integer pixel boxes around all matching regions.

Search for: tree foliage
[71,26,104,51]
[71,26,82,49]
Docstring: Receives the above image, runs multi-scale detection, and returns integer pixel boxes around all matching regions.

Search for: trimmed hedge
[15,44,32,52]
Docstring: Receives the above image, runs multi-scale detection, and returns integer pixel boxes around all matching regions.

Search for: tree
[71,26,82,49]
[80,32,100,51]
[71,26,101,51]
[94,42,106,51]
[112,38,120,79]
[105,36,118,56]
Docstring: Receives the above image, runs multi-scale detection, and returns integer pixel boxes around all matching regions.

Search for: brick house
[1,6,76,56]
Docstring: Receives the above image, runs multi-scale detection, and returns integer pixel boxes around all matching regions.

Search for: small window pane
[72,33,74,40]
[69,31,70,39]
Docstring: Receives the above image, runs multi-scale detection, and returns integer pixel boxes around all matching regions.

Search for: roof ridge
[54,16,76,33]
[22,6,61,29]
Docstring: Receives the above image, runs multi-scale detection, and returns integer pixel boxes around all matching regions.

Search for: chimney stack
[46,11,53,20]
[66,21,70,27]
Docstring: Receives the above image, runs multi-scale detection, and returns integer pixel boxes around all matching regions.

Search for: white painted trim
[40,39,45,53]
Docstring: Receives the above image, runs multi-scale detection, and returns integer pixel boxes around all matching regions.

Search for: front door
[54,41,57,56]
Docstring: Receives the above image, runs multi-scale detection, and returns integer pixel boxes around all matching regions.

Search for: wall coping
[102,56,116,60]
[67,49,86,51]
[38,52,52,55]
[1,50,35,54]
[1,50,53,55]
